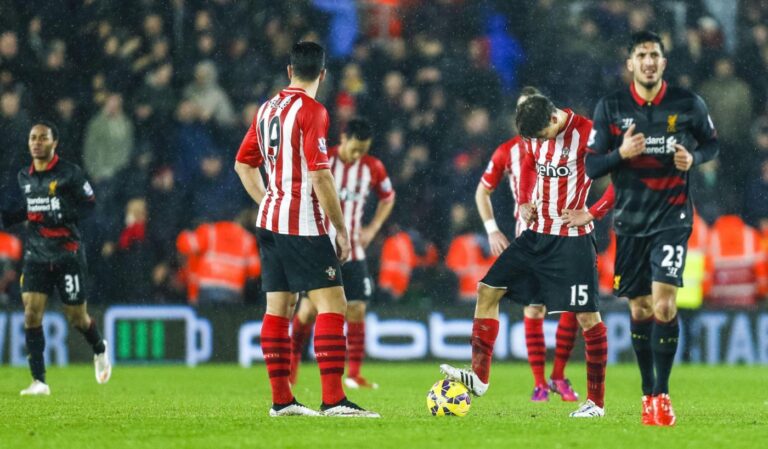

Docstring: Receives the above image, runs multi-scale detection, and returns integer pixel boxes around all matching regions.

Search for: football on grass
[426,379,471,417]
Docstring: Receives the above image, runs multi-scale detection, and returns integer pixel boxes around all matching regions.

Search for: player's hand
[618,123,646,159]
[488,230,510,256]
[673,144,694,171]
[335,228,351,262]
[520,203,536,226]
[359,225,377,249]
[561,208,594,227]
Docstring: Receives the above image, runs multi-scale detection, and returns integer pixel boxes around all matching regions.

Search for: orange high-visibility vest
[177,222,260,304]
[445,234,495,301]
[597,230,616,296]
[704,215,767,308]
[378,231,416,298]
[0,232,22,262]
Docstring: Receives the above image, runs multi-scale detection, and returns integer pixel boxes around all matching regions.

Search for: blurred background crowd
[0,0,766,308]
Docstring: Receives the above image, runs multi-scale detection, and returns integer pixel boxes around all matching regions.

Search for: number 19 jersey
[236,87,331,236]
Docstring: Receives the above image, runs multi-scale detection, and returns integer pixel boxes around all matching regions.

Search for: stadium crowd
[0,0,767,307]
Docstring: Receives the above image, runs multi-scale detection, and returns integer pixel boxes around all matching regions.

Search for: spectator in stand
[183,60,236,129]
[173,99,219,183]
[744,158,768,230]
[82,92,134,184]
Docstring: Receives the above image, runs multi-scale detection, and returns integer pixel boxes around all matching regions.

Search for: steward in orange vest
[176,221,260,304]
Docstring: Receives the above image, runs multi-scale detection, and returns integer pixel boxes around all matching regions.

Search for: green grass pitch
[1,363,766,449]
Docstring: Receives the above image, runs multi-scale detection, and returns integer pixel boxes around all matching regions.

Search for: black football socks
[630,317,654,396]
[77,319,106,354]
[652,315,679,395]
[25,326,46,383]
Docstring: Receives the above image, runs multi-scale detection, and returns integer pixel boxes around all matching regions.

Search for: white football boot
[439,364,488,397]
[269,400,321,417]
[321,399,381,418]
[20,380,51,396]
[94,340,112,384]
[569,400,605,418]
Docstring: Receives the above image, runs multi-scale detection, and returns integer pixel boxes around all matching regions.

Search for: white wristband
[484,219,499,234]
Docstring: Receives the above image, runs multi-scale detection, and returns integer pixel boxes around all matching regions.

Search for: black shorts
[256,228,343,293]
[342,260,373,301]
[613,227,692,299]
[481,230,599,314]
[21,254,88,305]
[503,276,543,307]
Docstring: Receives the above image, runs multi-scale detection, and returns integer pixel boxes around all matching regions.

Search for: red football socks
[315,313,347,404]
[261,314,294,405]
[471,318,499,384]
[551,312,578,380]
[346,321,365,378]
[584,321,608,408]
[524,317,547,386]
[289,315,313,385]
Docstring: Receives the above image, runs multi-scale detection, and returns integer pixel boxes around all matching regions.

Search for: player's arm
[301,104,350,261]
[234,117,267,204]
[234,162,266,204]
[70,166,96,220]
[562,183,616,227]
[477,145,512,255]
[674,95,719,171]
[585,99,646,179]
[475,183,510,256]
[360,196,394,249]
[517,145,538,225]
[310,169,350,261]
[360,160,396,249]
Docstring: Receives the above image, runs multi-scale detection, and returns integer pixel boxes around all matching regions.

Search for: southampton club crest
[325,266,337,281]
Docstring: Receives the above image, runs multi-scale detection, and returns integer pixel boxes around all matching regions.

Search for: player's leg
[534,233,604,417]
[441,234,533,396]
[58,256,110,384]
[549,310,580,402]
[440,283,505,396]
[342,261,375,388]
[614,233,656,423]
[255,229,318,417]
[263,291,319,416]
[306,286,378,417]
[345,300,376,388]
[289,295,316,385]
[647,228,689,426]
[523,305,548,401]
[21,291,50,395]
[570,311,607,417]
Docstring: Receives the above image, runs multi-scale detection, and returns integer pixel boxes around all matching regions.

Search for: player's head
[515,95,559,139]
[288,41,326,83]
[340,117,373,161]
[626,30,667,89]
[516,86,541,107]
[28,121,58,161]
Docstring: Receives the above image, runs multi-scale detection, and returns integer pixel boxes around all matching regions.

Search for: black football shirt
[588,81,718,236]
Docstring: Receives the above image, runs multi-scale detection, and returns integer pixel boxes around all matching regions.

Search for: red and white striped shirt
[481,136,529,237]
[519,110,595,237]
[236,87,331,236]
[326,146,395,260]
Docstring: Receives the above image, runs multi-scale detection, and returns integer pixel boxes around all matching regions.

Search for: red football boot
[653,394,677,426]
[642,395,656,425]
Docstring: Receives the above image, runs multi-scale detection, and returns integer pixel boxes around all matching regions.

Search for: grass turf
[0,363,766,449]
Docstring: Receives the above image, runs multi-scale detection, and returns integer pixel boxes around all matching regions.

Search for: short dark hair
[32,120,59,141]
[290,41,326,81]
[627,30,665,56]
[519,86,541,98]
[515,95,555,138]
[344,117,372,141]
